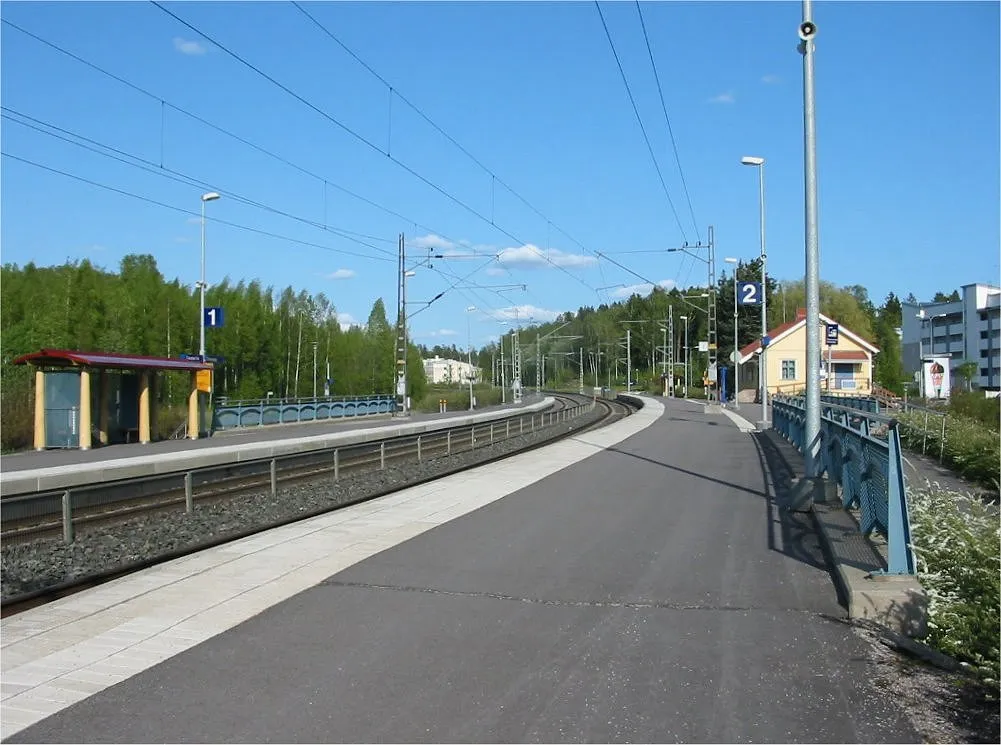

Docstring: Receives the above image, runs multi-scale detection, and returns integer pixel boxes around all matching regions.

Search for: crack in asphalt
[321,579,826,615]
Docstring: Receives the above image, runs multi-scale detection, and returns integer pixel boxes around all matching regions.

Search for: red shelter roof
[12,349,213,371]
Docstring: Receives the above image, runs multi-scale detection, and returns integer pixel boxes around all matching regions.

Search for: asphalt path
[9,398,917,743]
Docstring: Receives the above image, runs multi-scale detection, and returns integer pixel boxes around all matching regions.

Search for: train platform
[1,395,919,743]
[0,396,556,497]
[1,395,547,474]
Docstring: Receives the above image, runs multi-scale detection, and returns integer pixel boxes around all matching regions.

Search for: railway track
[1,393,636,616]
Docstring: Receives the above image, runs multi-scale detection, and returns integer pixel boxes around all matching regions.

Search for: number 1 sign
[203,307,225,328]
[738,281,762,306]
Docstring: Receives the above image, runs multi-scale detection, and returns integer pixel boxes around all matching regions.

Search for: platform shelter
[12,349,214,450]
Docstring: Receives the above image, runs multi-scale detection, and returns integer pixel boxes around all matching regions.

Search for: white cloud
[610,280,675,298]
[486,266,508,276]
[761,74,780,84]
[497,244,596,270]
[420,329,458,338]
[496,304,561,323]
[411,234,456,251]
[173,37,207,55]
[324,268,356,280]
[335,312,359,331]
[708,90,736,104]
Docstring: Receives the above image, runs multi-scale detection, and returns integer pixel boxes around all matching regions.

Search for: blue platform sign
[204,307,224,328]
[826,323,839,346]
[738,281,762,306]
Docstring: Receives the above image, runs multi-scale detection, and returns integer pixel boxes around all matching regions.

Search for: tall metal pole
[668,305,674,397]
[579,347,584,394]
[199,199,206,360]
[626,329,632,392]
[801,0,821,474]
[395,234,408,416]
[312,340,318,399]
[733,267,740,410]
[706,226,718,400]
[680,317,689,394]
[758,168,768,423]
[466,309,474,410]
[500,330,507,404]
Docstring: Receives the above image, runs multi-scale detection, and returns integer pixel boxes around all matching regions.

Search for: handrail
[4,397,601,544]
[772,394,916,575]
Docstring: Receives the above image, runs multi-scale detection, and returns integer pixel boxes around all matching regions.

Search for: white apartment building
[422,356,481,385]
[901,283,1001,391]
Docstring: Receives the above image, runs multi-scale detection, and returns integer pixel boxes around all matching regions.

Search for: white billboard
[922,356,951,399]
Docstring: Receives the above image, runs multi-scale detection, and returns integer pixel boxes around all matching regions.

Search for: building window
[982,368,990,377]
[983,350,990,358]
[982,330,990,339]
[781,360,796,380]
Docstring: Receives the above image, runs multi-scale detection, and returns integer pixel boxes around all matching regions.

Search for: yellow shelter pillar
[188,371,199,440]
[79,368,92,450]
[98,370,110,446]
[138,370,151,444]
[33,368,46,451]
[149,374,159,442]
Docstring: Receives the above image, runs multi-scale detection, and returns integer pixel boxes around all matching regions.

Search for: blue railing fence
[772,394,915,575]
[211,394,396,431]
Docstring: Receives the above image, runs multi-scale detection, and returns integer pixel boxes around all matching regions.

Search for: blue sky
[2,1,998,347]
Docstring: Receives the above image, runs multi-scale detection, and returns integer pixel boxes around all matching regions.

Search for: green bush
[898,410,1001,490]
[949,391,1001,431]
[908,483,1000,684]
[412,385,504,413]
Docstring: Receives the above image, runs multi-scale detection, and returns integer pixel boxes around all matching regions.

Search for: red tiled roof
[12,349,213,371]
[738,319,799,358]
[829,350,869,361]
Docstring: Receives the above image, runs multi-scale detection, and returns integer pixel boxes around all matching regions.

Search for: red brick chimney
[796,307,807,321]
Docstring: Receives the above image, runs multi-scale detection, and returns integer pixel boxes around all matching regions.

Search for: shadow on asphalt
[664,416,719,426]
[605,448,769,501]
[750,431,836,577]
[607,436,831,579]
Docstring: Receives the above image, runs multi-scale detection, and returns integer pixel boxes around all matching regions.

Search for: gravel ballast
[1,406,610,601]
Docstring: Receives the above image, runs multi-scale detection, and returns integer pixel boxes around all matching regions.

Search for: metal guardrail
[772,394,916,575]
[212,394,395,431]
[4,399,600,545]
[821,393,880,414]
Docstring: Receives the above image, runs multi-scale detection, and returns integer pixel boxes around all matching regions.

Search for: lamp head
[201,192,221,202]
[740,156,765,166]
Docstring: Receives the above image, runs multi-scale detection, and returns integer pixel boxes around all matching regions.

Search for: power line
[2,107,396,258]
[151,2,598,294]
[594,1,687,243]
[635,0,700,242]
[0,18,459,248]
[1,151,395,263]
[292,1,604,276]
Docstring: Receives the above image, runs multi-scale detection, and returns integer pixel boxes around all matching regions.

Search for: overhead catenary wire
[0,18,461,250]
[635,0,700,243]
[594,1,687,244]
[151,2,599,295]
[2,107,396,258]
[1,151,395,263]
[292,2,604,278]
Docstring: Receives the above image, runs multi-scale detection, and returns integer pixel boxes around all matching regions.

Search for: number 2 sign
[738,281,762,306]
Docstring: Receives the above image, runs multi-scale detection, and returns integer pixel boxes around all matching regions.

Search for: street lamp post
[724,257,740,409]
[679,315,689,395]
[740,156,767,423]
[198,192,220,360]
[466,306,476,409]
